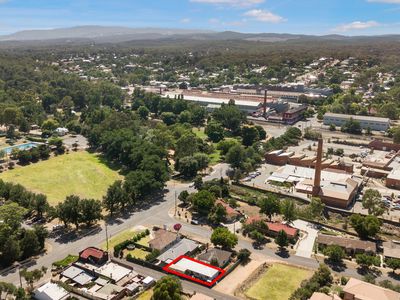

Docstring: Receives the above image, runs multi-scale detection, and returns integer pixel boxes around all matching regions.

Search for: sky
[0,0,400,36]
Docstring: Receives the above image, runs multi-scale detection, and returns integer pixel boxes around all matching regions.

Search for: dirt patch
[212,252,265,297]
[234,262,268,299]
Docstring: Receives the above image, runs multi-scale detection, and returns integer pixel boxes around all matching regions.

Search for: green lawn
[125,248,150,260]
[245,264,312,300]
[0,151,122,205]
[192,128,221,165]
[136,235,151,247]
[101,228,141,250]
[193,128,207,140]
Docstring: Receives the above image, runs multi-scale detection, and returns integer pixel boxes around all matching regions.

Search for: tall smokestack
[312,137,323,197]
[263,89,268,117]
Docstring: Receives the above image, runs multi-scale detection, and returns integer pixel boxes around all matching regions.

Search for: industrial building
[267,139,362,208]
[323,113,390,131]
[163,93,263,114]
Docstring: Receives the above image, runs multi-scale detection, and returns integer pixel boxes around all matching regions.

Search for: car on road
[191,219,199,225]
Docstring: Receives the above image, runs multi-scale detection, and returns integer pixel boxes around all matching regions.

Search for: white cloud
[333,21,380,32]
[243,9,285,23]
[180,18,191,23]
[367,0,400,3]
[190,0,264,7]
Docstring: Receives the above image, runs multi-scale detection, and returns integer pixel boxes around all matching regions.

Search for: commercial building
[282,105,308,124]
[267,139,362,208]
[343,278,400,300]
[323,113,390,131]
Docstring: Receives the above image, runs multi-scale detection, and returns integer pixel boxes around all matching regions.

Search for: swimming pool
[0,142,41,154]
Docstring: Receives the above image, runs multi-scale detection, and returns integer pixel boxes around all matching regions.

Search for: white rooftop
[172,258,219,279]
[61,266,83,279]
[163,93,262,108]
[96,262,131,282]
[156,238,199,263]
[34,282,69,300]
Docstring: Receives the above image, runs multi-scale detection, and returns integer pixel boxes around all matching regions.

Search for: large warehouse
[163,93,263,114]
[323,113,390,131]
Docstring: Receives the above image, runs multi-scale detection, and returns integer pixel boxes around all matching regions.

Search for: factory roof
[324,113,390,123]
[163,93,262,108]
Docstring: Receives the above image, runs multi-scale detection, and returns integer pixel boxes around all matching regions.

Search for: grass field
[0,151,122,205]
[101,228,141,250]
[125,248,150,260]
[245,264,312,300]
[192,128,221,165]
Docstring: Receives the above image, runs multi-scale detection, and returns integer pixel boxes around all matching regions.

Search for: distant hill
[0,26,214,42]
[1,25,400,46]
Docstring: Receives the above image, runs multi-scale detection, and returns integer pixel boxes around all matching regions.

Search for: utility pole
[105,223,109,254]
[18,264,23,288]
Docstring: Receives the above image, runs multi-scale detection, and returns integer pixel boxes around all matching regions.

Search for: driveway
[292,220,319,258]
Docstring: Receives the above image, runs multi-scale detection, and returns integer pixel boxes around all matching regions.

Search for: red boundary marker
[162,255,225,287]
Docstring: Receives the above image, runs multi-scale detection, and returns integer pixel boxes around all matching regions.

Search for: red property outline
[162,255,225,287]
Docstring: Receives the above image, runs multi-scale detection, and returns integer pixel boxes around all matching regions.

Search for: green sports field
[0,151,122,205]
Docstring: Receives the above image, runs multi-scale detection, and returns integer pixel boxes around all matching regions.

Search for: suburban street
[0,162,397,298]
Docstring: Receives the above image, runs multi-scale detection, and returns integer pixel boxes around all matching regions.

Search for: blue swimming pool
[1,142,41,154]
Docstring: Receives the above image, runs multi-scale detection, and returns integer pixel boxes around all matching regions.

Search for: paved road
[1,162,398,297]
[0,164,230,288]
[113,258,238,300]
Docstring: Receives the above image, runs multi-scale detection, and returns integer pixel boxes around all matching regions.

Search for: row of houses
[34,247,156,300]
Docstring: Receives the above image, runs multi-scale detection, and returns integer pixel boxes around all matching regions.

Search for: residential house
[197,248,232,268]
[215,199,241,223]
[33,282,70,300]
[265,222,299,241]
[309,292,341,300]
[79,247,108,265]
[156,238,199,264]
[149,229,179,252]
[343,277,400,300]
[317,234,376,256]
[383,240,400,260]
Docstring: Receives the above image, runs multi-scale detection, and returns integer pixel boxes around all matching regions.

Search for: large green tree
[211,227,238,249]
[151,276,182,300]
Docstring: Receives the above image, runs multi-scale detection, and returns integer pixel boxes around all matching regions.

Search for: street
[0,162,398,298]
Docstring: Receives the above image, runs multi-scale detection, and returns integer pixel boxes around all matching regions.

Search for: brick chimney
[312,137,323,196]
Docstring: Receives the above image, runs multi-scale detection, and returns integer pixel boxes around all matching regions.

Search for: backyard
[0,151,122,205]
[244,264,312,300]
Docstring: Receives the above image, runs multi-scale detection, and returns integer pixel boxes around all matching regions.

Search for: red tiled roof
[216,199,239,217]
[80,247,106,260]
[245,216,265,225]
[265,222,298,237]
